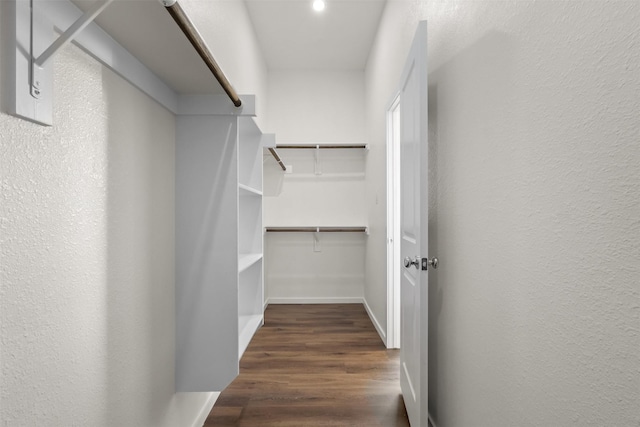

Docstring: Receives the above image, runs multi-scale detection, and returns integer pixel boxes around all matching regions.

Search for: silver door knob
[403,256,419,269]
[426,257,438,269]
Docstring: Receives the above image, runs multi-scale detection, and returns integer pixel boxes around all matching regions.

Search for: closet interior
[9,0,370,394]
[264,144,368,304]
[8,0,273,393]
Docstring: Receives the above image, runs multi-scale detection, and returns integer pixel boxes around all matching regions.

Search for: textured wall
[365,0,639,425]
[0,37,210,427]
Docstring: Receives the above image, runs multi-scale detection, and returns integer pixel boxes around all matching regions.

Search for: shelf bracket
[34,0,114,72]
[267,148,287,172]
[314,145,322,175]
[11,0,114,126]
[313,227,322,252]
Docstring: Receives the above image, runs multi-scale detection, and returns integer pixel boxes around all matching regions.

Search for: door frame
[386,92,401,350]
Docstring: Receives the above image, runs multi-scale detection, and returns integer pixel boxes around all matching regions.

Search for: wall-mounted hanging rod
[265,226,368,233]
[268,148,287,171]
[160,0,241,108]
[276,144,368,149]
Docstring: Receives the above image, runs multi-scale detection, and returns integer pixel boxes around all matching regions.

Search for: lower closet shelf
[239,253,263,272]
[265,226,368,233]
[239,314,263,355]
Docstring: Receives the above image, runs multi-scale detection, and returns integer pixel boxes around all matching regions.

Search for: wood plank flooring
[205,304,411,427]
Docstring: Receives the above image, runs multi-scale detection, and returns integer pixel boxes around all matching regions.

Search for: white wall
[266,71,366,142]
[0,21,212,427]
[365,1,640,426]
[264,71,367,303]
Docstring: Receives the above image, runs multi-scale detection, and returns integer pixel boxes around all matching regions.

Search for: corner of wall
[363,296,387,347]
[189,393,220,427]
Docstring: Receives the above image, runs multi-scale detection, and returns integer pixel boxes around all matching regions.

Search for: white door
[399,21,433,427]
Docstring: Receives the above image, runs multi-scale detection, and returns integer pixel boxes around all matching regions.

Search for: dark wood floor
[205,304,411,426]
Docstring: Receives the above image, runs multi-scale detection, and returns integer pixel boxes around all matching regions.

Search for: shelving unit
[176,110,268,392]
[263,142,368,305]
[10,0,267,402]
[237,116,264,357]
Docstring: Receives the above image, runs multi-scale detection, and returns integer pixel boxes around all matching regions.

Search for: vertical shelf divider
[176,107,267,392]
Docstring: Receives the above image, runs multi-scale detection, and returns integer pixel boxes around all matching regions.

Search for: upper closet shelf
[238,253,263,273]
[276,144,369,150]
[266,143,367,175]
[10,0,248,126]
[265,226,369,234]
[239,184,262,196]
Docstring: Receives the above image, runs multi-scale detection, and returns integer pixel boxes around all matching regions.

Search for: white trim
[428,413,437,427]
[266,297,363,305]
[363,298,387,346]
[386,92,402,349]
[189,392,219,427]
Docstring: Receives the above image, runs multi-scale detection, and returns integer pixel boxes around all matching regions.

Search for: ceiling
[244,0,386,71]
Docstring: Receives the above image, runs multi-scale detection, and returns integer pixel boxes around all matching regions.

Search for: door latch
[421,257,438,270]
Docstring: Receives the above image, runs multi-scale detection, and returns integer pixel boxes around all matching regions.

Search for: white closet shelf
[12,0,251,126]
[177,106,265,392]
[239,253,263,272]
[239,183,263,196]
[72,0,228,95]
[265,226,369,233]
[276,144,368,149]
[283,172,365,179]
[239,314,263,355]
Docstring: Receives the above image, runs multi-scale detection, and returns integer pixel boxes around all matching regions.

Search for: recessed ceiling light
[312,0,325,12]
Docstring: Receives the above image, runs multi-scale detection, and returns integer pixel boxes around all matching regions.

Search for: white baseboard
[266,297,364,305]
[428,413,437,427]
[363,298,387,346]
[190,392,220,427]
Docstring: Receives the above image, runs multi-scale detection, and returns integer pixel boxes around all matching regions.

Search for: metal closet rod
[161,0,242,108]
[265,226,368,233]
[268,148,287,171]
[276,144,368,149]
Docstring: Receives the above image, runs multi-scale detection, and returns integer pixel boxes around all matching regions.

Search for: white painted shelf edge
[275,143,369,149]
[239,314,263,356]
[239,183,263,196]
[238,253,263,273]
[282,172,366,179]
[264,225,369,235]
[265,226,368,232]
